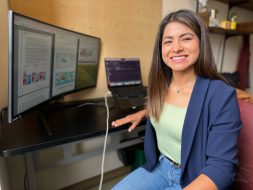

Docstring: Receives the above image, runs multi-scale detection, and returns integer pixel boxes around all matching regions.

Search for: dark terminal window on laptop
[105,58,142,87]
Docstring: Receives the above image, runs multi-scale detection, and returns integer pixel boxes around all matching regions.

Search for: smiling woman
[161,22,200,75]
[161,22,199,103]
[112,9,242,190]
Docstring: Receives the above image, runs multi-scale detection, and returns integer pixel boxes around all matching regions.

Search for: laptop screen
[105,58,142,87]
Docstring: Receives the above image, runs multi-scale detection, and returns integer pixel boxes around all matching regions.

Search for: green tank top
[150,103,187,164]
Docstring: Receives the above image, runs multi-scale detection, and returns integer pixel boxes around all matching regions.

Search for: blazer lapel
[180,76,210,171]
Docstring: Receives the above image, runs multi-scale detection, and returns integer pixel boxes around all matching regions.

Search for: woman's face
[161,22,200,74]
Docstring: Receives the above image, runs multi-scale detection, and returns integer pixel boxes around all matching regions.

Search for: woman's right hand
[111,109,147,132]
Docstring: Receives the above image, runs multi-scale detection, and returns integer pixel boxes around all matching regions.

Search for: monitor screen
[104,58,142,87]
[8,11,101,123]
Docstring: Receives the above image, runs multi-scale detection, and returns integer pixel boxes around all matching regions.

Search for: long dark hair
[148,9,225,120]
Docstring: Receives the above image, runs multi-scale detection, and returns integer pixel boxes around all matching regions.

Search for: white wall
[6,136,127,190]
[163,0,197,16]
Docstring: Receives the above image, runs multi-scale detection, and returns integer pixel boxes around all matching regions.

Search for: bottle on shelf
[230,13,237,30]
[209,9,219,27]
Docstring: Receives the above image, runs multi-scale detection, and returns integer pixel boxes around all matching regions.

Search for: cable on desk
[56,100,115,110]
[68,102,105,110]
[99,91,111,190]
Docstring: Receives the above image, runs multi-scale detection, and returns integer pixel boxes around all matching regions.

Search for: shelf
[214,0,253,11]
[237,21,253,33]
[209,26,241,35]
[209,25,253,35]
[202,0,253,72]
[206,0,253,34]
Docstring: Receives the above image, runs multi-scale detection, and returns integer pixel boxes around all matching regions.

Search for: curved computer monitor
[8,10,101,123]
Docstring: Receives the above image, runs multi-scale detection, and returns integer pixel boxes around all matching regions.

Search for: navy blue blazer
[143,76,242,190]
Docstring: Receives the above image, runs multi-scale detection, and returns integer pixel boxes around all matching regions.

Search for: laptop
[104,58,147,111]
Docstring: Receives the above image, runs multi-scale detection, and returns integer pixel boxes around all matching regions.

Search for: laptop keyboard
[113,86,147,98]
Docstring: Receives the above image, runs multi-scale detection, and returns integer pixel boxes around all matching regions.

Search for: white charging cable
[99,91,111,190]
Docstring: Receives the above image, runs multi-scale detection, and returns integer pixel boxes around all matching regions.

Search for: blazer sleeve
[143,118,159,171]
[201,84,242,189]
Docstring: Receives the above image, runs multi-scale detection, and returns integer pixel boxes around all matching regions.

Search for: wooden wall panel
[7,0,162,102]
[0,0,9,108]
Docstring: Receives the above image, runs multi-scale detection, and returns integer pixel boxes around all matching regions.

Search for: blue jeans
[112,155,182,190]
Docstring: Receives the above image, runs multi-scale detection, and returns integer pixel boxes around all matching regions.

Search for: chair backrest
[232,99,253,190]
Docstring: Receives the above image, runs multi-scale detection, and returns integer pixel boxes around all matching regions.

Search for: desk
[0,97,145,190]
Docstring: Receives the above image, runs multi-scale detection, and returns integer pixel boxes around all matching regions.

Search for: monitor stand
[38,110,52,136]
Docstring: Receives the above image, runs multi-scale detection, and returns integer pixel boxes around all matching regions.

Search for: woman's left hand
[112,109,147,132]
